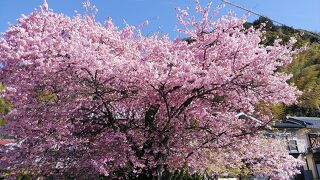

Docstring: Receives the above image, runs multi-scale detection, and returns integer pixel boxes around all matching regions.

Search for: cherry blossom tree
[205,137,302,179]
[0,0,303,179]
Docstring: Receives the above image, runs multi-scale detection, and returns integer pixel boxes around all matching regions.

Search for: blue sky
[0,0,319,39]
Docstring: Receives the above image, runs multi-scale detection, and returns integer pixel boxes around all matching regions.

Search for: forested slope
[248,17,320,119]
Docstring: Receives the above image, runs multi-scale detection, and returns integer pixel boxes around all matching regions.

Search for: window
[288,140,298,152]
[309,134,320,148]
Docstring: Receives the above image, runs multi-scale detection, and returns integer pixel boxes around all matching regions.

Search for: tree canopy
[0,1,303,179]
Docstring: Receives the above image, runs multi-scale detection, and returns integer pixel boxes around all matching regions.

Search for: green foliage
[246,17,319,48]
[0,98,11,115]
[35,90,57,102]
[0,83,11,126]
[17,170,33,180]
[170,168,205,180]
[0,118,5,126]
[283,43,320,117]
[247,18,320,118]
[271,103,287,121]
[1,169,33,180]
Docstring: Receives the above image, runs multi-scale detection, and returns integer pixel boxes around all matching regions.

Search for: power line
[221,0,320,40]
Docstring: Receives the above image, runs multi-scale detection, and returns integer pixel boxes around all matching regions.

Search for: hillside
[248,17,320,118]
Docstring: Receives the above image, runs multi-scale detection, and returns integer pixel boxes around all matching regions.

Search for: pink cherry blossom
[0,1,302,179]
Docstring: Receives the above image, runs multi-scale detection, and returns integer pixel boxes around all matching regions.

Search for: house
[0,139,12,145]
[0,133,15,146]
[0,139,14,146]
[274,116,320,180]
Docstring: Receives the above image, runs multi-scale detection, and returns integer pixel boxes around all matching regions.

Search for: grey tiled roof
[288,116,320,128]
[274,122,306,128]
[274,116,320,129]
